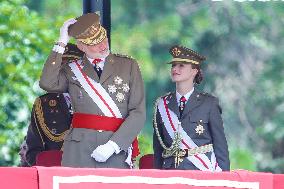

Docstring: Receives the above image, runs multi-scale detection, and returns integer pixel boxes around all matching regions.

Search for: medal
[195,120,205,135]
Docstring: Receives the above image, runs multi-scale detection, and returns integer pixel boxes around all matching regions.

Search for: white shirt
[176,88,194,106]
[87,57,106,70]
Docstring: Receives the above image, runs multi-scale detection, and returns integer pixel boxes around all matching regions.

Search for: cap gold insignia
[195,120,205,135]
[49,100,57,107]
[172,47,181,56]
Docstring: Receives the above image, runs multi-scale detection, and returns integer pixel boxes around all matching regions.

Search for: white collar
[176,88,194,104]
[87,57,106,70]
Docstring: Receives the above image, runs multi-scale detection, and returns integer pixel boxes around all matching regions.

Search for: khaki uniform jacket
[153,90,230,171]
[39,51,145,168]
[26,93,72,166]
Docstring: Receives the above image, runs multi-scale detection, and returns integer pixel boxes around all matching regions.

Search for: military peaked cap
[168,45,206,65]
[68,13,107,45]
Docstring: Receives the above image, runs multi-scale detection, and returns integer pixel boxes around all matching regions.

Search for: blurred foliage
[1,0,284,173]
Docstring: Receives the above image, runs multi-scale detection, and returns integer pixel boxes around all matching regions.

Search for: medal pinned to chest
[107,76,130,103]
[195,119,205,135]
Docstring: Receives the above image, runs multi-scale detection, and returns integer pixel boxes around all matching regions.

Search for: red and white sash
[157,97,222,172]
[69,61,122,118]
[69,61,134,167]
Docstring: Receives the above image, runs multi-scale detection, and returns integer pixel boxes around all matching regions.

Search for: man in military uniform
[153,45,230,171]
[25,44,83,166]
[39,13,145,168]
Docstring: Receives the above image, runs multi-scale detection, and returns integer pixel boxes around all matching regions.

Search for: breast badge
[195,120,205,135]
[49,99,57,107]
[108,76,130,103]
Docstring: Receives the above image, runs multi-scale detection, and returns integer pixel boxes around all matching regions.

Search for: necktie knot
[180,96,187,103]
[92,58,102,64]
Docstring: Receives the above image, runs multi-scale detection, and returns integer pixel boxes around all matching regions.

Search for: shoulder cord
[153,98,182,157]
[34,98,69,142]
[33,109,45,148]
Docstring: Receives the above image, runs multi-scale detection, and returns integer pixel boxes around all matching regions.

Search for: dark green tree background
[1,0,284,173]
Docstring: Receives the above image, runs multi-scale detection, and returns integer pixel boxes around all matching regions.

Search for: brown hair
[191,64,203,84]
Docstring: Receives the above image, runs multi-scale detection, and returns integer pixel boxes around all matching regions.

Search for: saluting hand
[58,18,77,45]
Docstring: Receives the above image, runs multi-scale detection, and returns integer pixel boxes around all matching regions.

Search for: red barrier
[37,167,273,189]
[273,174,284,189]
[0,166,283,189]
[0,167,38,189]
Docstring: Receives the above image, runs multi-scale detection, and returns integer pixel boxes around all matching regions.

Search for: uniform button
[52,121,56,124]
[97,130,103,133]
[52,61,56,65]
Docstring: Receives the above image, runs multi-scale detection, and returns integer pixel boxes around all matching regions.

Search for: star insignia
[122,83,130,93]
[108,84,117,94]
[116,92,125,102]
[195,120,205,135]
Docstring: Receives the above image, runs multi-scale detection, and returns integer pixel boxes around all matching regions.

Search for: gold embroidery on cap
[172,47,181,56]
[49,100,57,107]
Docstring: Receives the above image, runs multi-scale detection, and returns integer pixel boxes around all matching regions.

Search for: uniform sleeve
[110,61,146,151]
[39,51,68,93]
[26,102,45,166]
[208,97,230,171]
[153,109,164,169]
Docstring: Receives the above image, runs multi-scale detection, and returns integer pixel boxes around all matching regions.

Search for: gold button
[52,61,56,65]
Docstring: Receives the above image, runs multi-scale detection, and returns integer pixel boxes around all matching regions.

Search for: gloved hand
[91,140,120,162]
[58,18,77,45]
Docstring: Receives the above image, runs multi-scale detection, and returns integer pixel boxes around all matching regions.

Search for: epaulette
[38,93,59,100]
[113,53,134,60]
[156,92,172,100]
[201,92,209,96]
[200,92,215,98]
[67,58,83,64]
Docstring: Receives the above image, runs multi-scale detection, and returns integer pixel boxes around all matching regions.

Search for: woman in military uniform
[153,45,230,171]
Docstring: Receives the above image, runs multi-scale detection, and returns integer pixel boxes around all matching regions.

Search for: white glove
[58,18,77,45]
[91,140,121,162]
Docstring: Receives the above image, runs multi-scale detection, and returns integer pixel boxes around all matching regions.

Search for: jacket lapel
[181,90,203,119]
[81,55,99,82]
[100,54,115,84]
